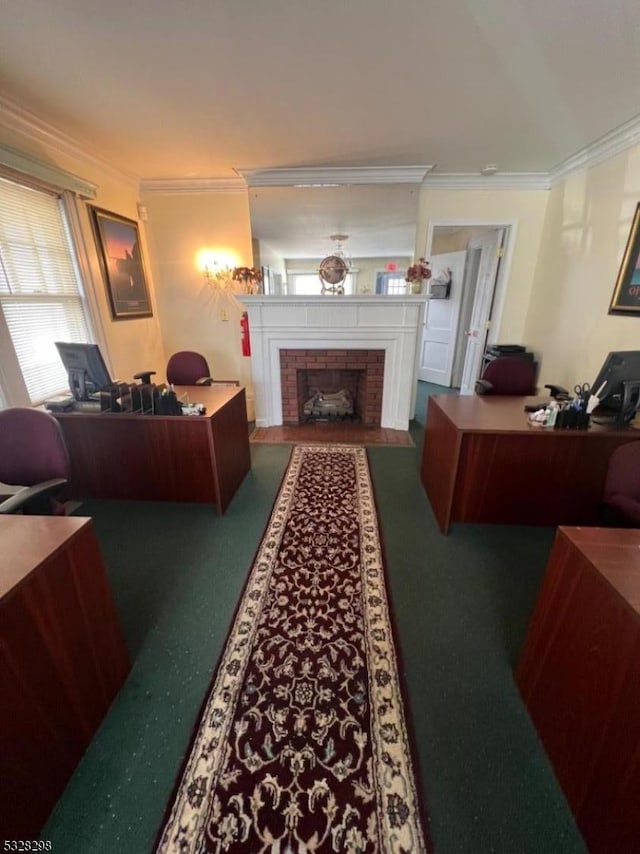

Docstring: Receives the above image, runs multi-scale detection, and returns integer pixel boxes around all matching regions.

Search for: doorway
[419,222,513,391]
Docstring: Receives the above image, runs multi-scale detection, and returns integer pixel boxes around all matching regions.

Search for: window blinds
[0,175,91,402]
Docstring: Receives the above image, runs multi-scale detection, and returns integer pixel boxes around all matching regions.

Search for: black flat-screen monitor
[591,350,640,422]
[55,341,113,401]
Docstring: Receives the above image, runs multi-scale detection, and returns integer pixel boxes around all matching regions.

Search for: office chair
[166,350,239,387]
[0,407,70,515]
[601,441,640,527]
[475,356,537,396]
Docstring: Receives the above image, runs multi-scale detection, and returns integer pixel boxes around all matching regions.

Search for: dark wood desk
[516,527,640,854]
[421,394,639,533]
[0,515,130,837]
[54,384,251,513]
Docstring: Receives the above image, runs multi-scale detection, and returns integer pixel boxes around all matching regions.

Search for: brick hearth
[280,349,385,426]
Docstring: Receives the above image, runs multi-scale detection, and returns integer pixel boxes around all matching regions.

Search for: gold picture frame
[609,202,640,315]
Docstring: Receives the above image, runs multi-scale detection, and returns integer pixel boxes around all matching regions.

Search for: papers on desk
[181,403,206,416]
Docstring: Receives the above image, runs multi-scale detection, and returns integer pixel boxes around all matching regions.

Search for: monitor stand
[68,368,89,401]
[617,380,640,426]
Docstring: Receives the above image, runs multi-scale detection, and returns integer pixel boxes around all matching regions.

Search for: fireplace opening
[298,369,363,423]
[280,349,385,427]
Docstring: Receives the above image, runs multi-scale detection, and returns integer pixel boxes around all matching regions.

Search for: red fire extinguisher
[240,311,251,356]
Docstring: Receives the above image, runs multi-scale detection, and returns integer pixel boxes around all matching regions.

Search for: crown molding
[235,165,434,187]
[139,177,247,194]
[0,94,139,190]
[549,112,640,185]
[424,173,551,190]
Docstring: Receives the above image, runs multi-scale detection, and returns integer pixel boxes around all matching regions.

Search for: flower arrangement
[405,258,432,286]
[204,265,263,295]
[232,266,263,294]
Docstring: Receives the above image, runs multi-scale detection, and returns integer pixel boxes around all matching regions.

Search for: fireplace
[280,349,385,425]
[242,295,427,431]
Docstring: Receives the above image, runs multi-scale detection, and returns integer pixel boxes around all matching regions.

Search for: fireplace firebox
[280,349,384,426]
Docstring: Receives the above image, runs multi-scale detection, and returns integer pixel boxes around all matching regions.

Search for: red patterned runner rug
[156,445,428,853]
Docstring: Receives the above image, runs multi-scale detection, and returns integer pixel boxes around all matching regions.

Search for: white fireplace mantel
[242,295,427,430]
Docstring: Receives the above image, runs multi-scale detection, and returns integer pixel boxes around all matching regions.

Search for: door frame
[422,218,518,358]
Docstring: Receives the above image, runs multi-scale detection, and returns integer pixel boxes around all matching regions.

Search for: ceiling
[1,0,639,258]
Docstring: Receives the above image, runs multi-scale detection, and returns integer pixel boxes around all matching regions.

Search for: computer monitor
[591,350,640,423]
[54,341,113,401]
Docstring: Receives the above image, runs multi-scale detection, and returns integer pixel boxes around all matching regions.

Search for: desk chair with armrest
[166,350,239,387]
[475,355,538,396]
[601,441,640,527]
[0,407,70,515]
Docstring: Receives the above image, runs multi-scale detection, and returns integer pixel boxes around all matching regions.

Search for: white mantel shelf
[242,295,428,430]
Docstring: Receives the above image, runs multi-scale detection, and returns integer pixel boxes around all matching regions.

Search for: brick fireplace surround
[242,295,427,431]
[280,349,385,425]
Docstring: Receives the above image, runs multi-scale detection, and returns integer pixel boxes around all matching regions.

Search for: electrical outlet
[220,309,229,322]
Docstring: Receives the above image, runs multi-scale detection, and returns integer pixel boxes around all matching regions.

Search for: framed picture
[89,206,153,319]
[609,202,640,315]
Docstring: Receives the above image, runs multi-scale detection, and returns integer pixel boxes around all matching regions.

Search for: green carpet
[41,382,587,853]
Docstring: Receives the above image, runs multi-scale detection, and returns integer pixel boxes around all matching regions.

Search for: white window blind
[0,176,91,403]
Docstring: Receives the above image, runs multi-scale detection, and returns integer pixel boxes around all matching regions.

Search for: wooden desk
[0,515,130,838]
[54,384,251,513]
[421,394,638,533]
[516,527,640,854]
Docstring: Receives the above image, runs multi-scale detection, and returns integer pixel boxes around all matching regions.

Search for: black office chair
[601,441,640,527]
[166,350,238,386]
[0,408,70,515]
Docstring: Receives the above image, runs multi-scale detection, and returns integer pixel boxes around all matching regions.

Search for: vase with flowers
[405,258,432,294]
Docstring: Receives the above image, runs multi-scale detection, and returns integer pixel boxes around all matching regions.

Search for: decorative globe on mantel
[318,234,350,294]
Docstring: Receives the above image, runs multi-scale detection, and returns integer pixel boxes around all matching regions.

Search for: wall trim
[549,112,640,184]
[139,177,247,194]
[423,173,551,191]
[0,94,139,190]
[235,166,434,187]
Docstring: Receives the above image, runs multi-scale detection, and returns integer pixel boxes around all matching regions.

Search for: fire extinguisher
[240,311,251,356]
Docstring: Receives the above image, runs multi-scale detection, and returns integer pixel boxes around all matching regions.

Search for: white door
[459,229,505,394]
[418,251,467,385]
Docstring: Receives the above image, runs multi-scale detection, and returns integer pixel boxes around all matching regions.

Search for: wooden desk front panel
[58,412,219,504]
[516,528,640,854]
[452,430,634,527]
[0,516,130,838]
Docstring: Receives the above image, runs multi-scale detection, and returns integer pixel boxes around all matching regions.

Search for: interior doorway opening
[419,222,514,393]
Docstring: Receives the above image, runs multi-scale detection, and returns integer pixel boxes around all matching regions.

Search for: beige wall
[524,146,640,388]
[432,227,488,254]
[139,189,255,413]
[0,125,166,386]
[416,187,550,346]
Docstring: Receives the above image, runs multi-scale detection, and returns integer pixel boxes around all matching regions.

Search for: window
[0,175,92,404]
[287,271,356,295]
[376,272,409,295]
